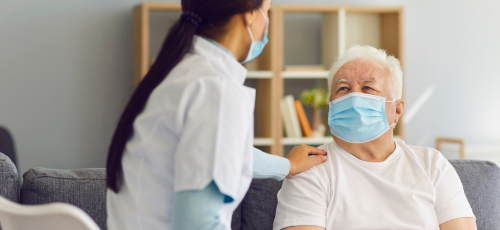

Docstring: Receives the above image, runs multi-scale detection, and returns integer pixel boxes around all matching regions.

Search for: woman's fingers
[303,145,327,155]
[286,145,328,178]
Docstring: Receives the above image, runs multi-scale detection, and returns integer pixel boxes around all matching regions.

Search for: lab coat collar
[192,35,248,85]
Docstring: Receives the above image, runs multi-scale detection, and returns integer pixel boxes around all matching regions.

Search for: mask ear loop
[246,8,268,42]
[385,99,398,127]
[246,26,255,42]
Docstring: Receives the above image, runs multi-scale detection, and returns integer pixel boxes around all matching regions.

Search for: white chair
[0,195,100,230]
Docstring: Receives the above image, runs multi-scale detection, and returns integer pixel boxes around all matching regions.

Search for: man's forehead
[333,59,388,84]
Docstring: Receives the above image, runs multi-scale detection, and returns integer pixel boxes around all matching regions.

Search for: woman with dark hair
[106,0,327,229]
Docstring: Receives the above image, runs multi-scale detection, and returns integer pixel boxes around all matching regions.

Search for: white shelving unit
[281,71,329,79]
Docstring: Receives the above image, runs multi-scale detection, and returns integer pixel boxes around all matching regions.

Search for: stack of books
[281,95,313,138]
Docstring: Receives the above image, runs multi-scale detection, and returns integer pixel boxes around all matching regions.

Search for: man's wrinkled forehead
[335,78,376,85]
[333,59,388,85]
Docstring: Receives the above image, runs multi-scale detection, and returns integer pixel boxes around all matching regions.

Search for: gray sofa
[1,152,500,230]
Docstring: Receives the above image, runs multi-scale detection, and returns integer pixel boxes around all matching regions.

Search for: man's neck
[333,131,396,162]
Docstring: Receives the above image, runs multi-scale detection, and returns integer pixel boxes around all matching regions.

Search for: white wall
[1,0,500,174]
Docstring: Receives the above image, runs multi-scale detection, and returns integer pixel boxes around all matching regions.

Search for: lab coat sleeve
[171,181,226,230]
[174,77,254,201]
[253,147,290,180]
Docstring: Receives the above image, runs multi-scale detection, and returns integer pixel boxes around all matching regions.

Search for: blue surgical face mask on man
[242,8,269,64]
[328,92,396,143]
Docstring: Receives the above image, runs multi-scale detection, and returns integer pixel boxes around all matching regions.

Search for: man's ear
[243,8,257,27]
[394,99,405,124]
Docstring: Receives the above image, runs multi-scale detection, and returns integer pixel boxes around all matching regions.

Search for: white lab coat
[107,36,255,230]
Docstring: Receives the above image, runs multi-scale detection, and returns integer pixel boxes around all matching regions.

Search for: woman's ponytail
[107,0,263,193]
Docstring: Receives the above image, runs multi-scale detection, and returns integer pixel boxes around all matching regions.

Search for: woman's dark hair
[107,0,264,193]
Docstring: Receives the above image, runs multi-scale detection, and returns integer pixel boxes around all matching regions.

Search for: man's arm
[283,226,325,230]
[440,217,477,230]
[431,154,476,226]
[272,167,329,230]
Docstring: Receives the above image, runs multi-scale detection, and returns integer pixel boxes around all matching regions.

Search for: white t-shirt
[273,139,475,230]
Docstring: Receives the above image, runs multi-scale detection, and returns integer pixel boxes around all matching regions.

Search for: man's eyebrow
[335,79,348,84]
[363,78,376,83]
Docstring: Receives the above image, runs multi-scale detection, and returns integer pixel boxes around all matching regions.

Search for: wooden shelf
[282,71,329,79]
[247,71,273,79]
[254,138,274,146]
[282,137,333,145]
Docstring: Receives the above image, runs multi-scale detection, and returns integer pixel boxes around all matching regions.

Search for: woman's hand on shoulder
[286,145,327,178]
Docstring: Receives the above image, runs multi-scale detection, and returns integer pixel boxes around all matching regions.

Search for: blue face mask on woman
[328,92,396,143]
[242,8,269,64]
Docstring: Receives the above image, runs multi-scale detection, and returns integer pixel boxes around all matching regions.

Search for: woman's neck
[211,17,251,62]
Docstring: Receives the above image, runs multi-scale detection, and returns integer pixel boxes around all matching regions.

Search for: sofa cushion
[21,168,107,230]
[449,160,500,230]
[0,152,18,203]
[240,179,283,230]
[231,202,242,230]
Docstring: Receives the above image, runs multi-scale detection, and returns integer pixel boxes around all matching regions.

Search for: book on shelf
[280,97,294,138]
[294,100,313,137]
[281,95,303,138]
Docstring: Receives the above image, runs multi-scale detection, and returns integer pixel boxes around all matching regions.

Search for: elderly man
[273,45,476,230]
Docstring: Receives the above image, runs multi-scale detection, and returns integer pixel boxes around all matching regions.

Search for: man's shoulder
[396,139,450,173]
[290,159,330,181]
[288,141,337,181]
[397,139,441,157]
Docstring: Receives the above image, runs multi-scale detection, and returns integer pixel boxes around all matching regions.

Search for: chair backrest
[0,127,16,167]
[0,195,100,230]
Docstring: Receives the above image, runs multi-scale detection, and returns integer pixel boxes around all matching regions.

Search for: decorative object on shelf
[301,88,328,138]
[294,100,313,137]
[281,95,303,138]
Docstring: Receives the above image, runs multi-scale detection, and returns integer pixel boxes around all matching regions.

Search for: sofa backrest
[232,179,283,230]
[0,152,19,230]
[0,152,18,203]
[233,160,500,230]
[17,160,500,230]
[21,168,107,230]
[449,160,500,230]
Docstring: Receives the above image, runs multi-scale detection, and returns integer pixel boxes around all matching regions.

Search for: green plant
[300,88,328,110]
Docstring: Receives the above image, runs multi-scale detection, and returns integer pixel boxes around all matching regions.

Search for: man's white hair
[327,45,403,100]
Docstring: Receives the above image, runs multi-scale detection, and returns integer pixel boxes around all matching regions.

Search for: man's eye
[338,87,349,92]
[363,86,374,91]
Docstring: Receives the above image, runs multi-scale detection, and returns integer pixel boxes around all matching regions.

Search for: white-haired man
[273,45,477,230]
